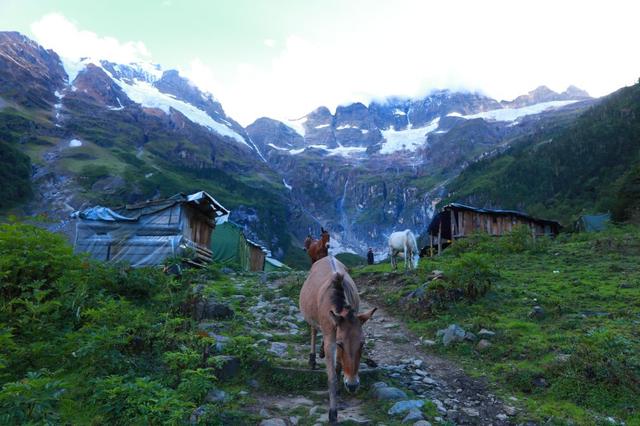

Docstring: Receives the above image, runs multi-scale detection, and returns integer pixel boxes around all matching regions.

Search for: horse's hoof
[308,353,317,369]
[329,409,338,423]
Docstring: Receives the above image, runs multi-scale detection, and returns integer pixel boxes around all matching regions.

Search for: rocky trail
[199,270,523,426]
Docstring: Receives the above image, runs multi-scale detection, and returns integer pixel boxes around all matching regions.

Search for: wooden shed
[73,191,229,267]
[426,203,561,254]
[246,239,268,272]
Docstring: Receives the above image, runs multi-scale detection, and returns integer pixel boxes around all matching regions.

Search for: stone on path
[413,421,432,426]
[371,384,408,401]
[388,400,425,416]
[402,408,424,423]
[268,342,288,357]
[259,419,286,426]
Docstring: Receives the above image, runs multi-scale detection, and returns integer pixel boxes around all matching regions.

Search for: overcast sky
[2,0,639,125]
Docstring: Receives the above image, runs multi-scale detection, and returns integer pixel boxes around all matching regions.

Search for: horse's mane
[329,257,357,317]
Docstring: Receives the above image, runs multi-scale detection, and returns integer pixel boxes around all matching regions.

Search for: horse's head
[320,228,330,250]
[329,305,376,393]
[303,235,312,251]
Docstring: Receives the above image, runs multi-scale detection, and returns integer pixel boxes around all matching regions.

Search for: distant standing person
[367,248,374,265]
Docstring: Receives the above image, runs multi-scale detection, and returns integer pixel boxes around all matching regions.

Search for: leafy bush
[91,375,193,424]
[447,252,495,299]
[0,371,65,425]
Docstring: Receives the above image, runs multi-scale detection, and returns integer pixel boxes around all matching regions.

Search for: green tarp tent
[210,221,251,270]
[576,213,611,232]
[264,256,291,272]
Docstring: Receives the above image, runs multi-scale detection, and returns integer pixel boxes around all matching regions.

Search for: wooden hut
[426,203,561,254]
[73,191,229,267]
[246,239,268,272]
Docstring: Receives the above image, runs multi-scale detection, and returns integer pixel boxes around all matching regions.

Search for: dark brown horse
[299,256,376,423]
[303,227,330,264]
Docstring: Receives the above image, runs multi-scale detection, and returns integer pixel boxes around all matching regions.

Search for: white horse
[388,229,419,270]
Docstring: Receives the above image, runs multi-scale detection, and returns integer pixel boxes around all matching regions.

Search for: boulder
[204,388,227,403]
[195,298,234,320]
[478,328,496,338]
[529,305,545,320]
[437,324,467,346]
[477,339,492,351]
[268,342,288,357]
[259,419,286,426]
[402,408,424,423]
[388,400,425,416]
[214,355,240,381]
[371,385,408,401]
[189,406,207,424]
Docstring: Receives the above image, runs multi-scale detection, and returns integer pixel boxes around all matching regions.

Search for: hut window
[493,217,497,224]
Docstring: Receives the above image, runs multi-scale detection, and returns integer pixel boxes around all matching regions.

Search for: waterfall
[338,177,350,243]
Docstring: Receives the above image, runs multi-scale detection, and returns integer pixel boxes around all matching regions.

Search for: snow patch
[114,79,249,146]
[283,116,307,136]
[68,139,83,147]
[448,100,579,122]
[288,144,367,158]
[393,108,406,116]
[380,118,440,154]
[268,143,290,151]
[314,123,331,129]
[283,179,292,190]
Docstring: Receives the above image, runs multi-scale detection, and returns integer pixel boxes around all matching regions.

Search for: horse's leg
[324,337,339,423]
[309,326,317,369]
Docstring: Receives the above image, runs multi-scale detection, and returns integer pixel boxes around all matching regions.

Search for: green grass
[352,227,640,425]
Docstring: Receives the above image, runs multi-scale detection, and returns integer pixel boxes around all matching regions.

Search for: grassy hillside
[0,101,301,259]
[353,226,640,424]
[445,82,640,224]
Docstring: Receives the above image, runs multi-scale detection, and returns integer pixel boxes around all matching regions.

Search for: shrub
[91,375,193,424]
[0,370,65,425]
[447,252,495,300]
[0,223,80,300]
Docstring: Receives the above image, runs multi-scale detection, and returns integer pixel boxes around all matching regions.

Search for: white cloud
[29,2,640,126]
[31,13,151,64]
[183,0,640,125]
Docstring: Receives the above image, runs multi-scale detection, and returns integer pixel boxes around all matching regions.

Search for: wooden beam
[438,221,442,255]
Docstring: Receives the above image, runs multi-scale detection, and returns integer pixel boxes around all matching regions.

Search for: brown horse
[299,256,376,423]
[303,227,330,263]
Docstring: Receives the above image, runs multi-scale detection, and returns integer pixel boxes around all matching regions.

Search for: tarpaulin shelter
[575,213,610,232]
[73,191,228,267]
[210,219,269,272]
[426,203,561,254]
[264,256,291,272]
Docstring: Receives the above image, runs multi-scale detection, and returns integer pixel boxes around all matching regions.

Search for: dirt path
[244,273,523,425]
[360,298,518,425]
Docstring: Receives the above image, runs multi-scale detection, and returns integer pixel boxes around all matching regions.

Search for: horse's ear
[357,307,377,324]
[321,226,325,233]
[329,310,342,326]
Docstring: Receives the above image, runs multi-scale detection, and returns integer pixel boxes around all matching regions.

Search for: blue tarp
[73,206,135,222]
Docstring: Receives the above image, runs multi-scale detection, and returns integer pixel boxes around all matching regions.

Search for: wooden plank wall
[448,208,555,239]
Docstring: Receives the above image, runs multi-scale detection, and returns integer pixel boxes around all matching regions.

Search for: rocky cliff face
[247,87,596,254]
